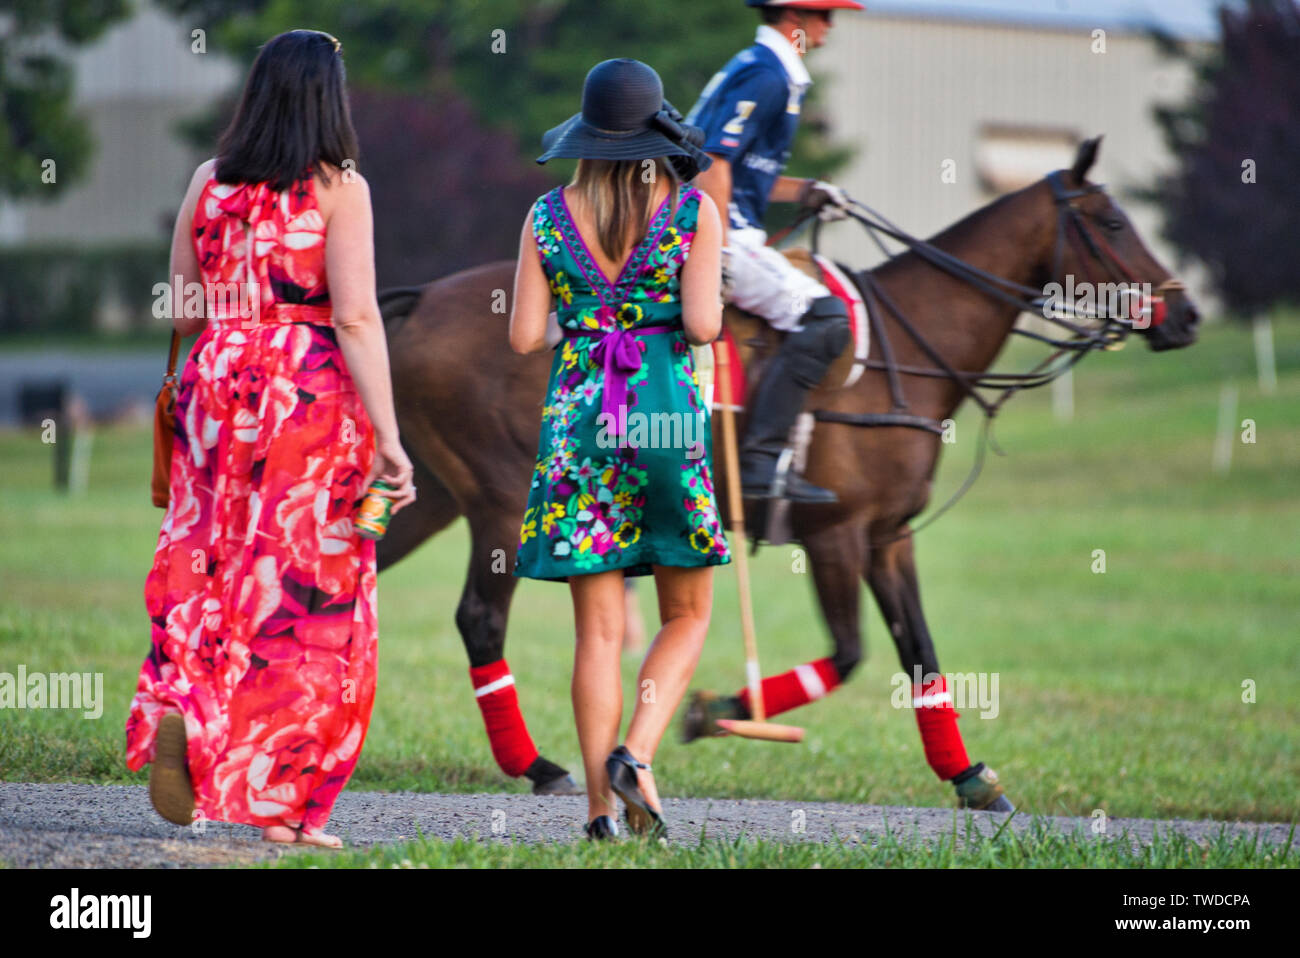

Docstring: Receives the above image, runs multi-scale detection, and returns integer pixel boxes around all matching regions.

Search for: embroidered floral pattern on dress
[515,185,730,581]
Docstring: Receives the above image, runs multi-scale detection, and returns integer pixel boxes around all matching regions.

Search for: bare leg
[622,565,714,813]
[569,570,626,824]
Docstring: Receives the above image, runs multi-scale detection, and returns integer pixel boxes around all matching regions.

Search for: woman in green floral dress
[510,59,729,840]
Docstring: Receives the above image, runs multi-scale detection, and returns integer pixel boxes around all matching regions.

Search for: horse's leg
[804,520,869,683]
[680,520,865,741]
[865,532,1013,811]
[458,504,581,795]
[375,454,459,572]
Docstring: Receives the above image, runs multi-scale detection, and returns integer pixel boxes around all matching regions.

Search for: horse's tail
[378,285,426,334]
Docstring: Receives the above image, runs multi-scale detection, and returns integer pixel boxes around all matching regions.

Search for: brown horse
[374,138,1200,803]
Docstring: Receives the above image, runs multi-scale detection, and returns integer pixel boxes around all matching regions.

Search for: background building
[0,3,238,248]
[814,0,1217,305]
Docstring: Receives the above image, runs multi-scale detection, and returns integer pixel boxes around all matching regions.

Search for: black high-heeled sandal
[584,815,620,841]
[606,745,667,839]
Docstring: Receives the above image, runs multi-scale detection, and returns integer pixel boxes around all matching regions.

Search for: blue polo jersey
[686,41,805,231]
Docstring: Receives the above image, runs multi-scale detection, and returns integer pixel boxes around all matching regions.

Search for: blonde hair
[571,157,679,264]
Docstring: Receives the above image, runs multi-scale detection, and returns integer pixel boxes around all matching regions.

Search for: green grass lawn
[267,820,1298,869]
[2,319,1298,825]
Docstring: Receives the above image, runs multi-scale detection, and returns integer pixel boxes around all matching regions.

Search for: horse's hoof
[680,690,745,743]
[525,757,583,796]
[532,773,583,796]
[953,762,1015,813]
[981,794,1016,813]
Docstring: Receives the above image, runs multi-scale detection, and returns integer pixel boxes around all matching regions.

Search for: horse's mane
[870,181,1040,281]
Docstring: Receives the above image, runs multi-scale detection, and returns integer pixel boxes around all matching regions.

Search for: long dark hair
[215,30,359,192]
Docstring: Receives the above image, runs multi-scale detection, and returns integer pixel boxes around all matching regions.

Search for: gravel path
[1,783,1294,868]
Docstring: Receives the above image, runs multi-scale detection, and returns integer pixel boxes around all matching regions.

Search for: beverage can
[354,479,396,540]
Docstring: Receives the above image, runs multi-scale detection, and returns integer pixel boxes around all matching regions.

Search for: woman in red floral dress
[125,30,415,848]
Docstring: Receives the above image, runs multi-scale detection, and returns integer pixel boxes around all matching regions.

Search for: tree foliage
[159,1,751,152]
[157,0,850,176]
[349,87,552,287]
[155,0,853,282]
[0,0,131,200]
[1146,0,1300,317]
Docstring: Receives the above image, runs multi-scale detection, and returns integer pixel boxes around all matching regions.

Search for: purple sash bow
[567,325,673,433]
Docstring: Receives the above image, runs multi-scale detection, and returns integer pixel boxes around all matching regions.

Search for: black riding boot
[740,295,851,503]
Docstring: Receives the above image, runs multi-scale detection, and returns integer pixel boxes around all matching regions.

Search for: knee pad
[785,296,851,386]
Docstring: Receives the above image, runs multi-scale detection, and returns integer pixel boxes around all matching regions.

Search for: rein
[816,173,1152,419]
[773,172,1177,546]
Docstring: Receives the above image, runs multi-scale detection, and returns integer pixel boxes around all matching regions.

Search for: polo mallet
[711,337,805,744]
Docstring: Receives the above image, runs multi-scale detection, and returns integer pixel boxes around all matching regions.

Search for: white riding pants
[723,227,830,331]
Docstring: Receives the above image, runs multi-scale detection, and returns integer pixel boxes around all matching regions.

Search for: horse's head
[1047,137,1200,351]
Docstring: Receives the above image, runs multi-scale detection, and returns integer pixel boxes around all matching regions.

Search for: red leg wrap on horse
[737,658,841,717]
[470,659,539,777]
[913,676,970,780]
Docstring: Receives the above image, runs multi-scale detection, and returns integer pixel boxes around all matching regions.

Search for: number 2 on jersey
[722,100,757,136]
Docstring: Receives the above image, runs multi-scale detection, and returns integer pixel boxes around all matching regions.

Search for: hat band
[585,122,655,138]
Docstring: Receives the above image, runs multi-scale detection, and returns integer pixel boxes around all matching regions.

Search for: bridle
[805,172,1181,426]
[771,171,1185,544]
[1043,171,1182,333]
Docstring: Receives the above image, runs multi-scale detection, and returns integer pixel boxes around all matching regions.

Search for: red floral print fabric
[125,173,378,831]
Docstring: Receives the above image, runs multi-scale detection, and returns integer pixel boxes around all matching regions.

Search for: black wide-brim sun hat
[537,58,711,171]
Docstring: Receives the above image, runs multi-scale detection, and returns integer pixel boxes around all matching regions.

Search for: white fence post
[1253,314,1277,395]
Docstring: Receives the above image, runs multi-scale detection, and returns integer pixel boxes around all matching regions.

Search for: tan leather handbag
[151,331,182,508]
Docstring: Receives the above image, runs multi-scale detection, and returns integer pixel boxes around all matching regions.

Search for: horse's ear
[1071,136,1103,184]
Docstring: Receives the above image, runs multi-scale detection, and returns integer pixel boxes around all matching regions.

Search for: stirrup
[742,452,838,504]
[742,477,837,504]
[769,447,795,501]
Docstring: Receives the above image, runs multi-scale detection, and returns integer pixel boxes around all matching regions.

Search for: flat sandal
[149,712,195,826]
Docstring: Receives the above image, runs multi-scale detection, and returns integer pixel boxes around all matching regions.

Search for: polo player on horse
[681,0,1016,812]
[687,0,865,504]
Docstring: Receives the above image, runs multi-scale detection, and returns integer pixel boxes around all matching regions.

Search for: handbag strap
[164,330,181,384]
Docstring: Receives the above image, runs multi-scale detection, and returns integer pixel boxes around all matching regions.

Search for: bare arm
[510,209,552,354]
[323,172,415,511]
[170,159,215,338]
[769,175,810,204]
[681,191,723,346]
